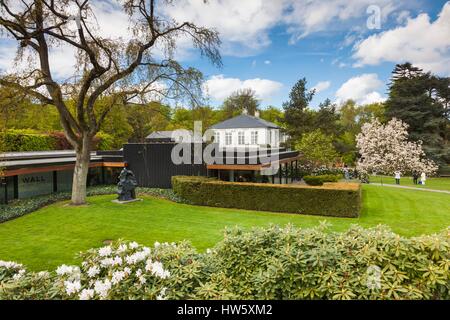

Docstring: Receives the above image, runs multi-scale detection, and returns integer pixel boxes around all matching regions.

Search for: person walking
[420,172,427,185]
[412,171,419,185]
[394,171,401,185]
[343,164,350,180]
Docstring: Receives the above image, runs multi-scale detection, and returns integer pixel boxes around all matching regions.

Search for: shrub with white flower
[0,227,448,300]
[0,260,26,282]
[356,118,438,175]
[50,240,177,300]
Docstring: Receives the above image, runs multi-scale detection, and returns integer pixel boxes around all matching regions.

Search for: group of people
[394,171,427,185]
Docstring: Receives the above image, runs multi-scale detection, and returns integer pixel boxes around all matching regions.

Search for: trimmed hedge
[303,174,341,186]
[172,176,361,218]
[0,186,184,223]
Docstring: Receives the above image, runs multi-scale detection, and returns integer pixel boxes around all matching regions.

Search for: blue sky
[175,0,450,109]
[1,0,449,110]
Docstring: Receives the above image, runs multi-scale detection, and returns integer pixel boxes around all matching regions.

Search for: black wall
[123,143,207,189]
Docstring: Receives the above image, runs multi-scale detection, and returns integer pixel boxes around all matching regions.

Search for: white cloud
[162,0,411,55]
[203,75,283,102]
[353,2,450,75]
[283,0,404,42]
[264,60,271,65]
[335,73,386,105]
[312,81,331,93]
[162,0,284,56]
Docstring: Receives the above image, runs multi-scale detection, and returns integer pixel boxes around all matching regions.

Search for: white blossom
[156,287,167,300]
[117,244,128,253]
[56,265,80,277]
[0,260,23,269]
[125,250,150,265]
[12,269,25,280]
[154,241,160,248]
[146,260,170,279]
[129,242,139,249]
[94,279,111,299]
[79,288,95,300]
[111,270,126,285]
[87,266,100,278]
[356,118,438,175]
[138,275,147,284]
[98,246,113,257]
[64,280,81,295]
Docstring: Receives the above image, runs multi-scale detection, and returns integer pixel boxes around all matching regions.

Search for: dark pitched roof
[210,114,279,129]
[145,131,176,140]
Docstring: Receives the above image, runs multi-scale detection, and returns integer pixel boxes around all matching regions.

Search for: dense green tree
[126,102,171,143]
[0,0,221,204]
[295,129,338,166]
[259,106,284,127]
[386,63,450,164]
[221,88,260,118]
[281,78,315,143]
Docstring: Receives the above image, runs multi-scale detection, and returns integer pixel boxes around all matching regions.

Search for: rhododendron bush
[356,118,438,175]
[0,225,449,300]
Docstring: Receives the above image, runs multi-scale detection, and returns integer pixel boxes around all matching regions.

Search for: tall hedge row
[1,129,115,152]
[2,129,56,151]
[172,176,361,218]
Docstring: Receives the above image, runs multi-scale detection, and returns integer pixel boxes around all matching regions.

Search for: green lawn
[0,184,449,271]
[369,175,450,191]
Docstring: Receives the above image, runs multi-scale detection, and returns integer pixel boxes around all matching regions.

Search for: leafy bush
[0,186,184,223]
[172,176,361,218]
[303,174,341,186]
[303,175,324,186]
[93,132,115,151]
[0,130,115,152]
[48,131,73,150]
[1,129,56,152]
[1,225,448,300]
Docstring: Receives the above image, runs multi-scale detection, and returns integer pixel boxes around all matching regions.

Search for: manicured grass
[370,175,450,191]
[0,184,449,270]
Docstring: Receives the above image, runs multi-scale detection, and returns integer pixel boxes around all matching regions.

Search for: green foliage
[93,132,115,151]
[295,129,339,166]
[172,176,361,218]
[221,88,260,117]
[1,225,448,300]
[303,175,324,186]
[386,63,450,164]
[282,78,315,142]
[303,174,341,186]
[2,129,56,151]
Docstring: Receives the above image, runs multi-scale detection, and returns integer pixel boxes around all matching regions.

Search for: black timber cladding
[123,143,207,189]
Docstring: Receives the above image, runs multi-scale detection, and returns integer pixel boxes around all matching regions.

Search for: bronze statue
[117,166,137,201]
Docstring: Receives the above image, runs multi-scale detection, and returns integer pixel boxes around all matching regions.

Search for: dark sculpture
[117,167,137,201]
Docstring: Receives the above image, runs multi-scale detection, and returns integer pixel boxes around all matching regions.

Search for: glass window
[18,172,53,199]
[214,132,220,144]
[57,170,73,192]
[251,131,258,144]
[225,132,232,145]
[238,131,245,145]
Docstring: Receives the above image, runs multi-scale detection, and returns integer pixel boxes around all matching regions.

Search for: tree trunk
[71,136,91,205]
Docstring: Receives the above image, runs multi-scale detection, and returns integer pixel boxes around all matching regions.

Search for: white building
[210,112,285,150]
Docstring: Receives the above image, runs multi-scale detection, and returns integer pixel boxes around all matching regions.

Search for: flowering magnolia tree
[356,118,437,175]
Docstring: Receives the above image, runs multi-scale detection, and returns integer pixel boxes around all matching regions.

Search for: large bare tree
[0,0,221,204]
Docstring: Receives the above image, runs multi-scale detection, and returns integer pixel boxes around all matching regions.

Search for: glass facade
[0,166,123,204]
[56,170,73,192]
[18,172,53,199]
